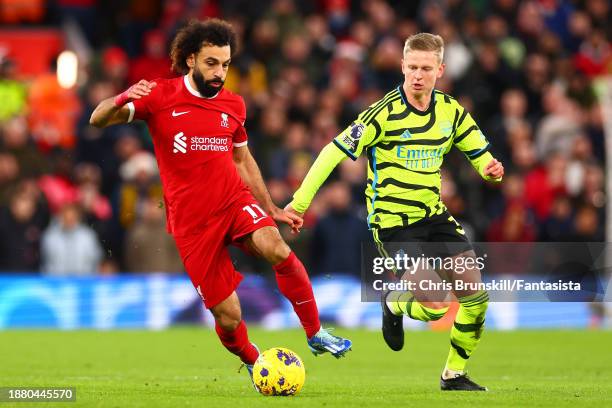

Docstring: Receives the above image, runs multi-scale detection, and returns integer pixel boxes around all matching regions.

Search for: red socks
[215,320,259,364]
[214,252,321,364]
[273,252,321,338]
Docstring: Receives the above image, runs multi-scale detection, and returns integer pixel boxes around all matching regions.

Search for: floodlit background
[0,0,610,330]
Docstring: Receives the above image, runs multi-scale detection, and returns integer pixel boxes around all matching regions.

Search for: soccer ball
[252,347,305,396]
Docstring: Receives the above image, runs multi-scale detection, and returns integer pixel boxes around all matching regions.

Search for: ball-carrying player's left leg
[173,214,261,387]
[209,291,260,386]
[243,226,352,358]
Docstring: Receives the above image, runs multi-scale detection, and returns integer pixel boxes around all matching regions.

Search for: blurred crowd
[0,0,610,276]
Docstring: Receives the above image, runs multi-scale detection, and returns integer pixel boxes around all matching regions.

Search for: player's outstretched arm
[233,145,303,233]
[285,142,347,217]
[89,80,156,128]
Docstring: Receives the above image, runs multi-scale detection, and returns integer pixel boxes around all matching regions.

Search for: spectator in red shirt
[128,30,174,85]
[524,152,568,221]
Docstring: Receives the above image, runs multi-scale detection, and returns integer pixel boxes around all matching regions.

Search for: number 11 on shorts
[243,204,267,223]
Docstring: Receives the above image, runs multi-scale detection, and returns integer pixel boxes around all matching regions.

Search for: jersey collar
[184,75,220,99]
[397,85,436,116]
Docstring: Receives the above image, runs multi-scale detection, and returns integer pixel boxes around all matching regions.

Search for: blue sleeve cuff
[332,139,358,161]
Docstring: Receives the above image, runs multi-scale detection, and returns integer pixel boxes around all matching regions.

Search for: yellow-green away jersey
[333,86,496,231]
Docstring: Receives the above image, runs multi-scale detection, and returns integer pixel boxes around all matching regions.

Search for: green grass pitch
[1,328,611,407]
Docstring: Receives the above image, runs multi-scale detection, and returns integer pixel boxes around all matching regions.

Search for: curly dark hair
[170,19,238,75]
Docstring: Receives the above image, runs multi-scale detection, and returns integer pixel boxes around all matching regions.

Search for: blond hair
[403,33,445,63]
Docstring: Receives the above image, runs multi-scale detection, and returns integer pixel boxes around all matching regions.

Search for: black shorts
[374,211,473,258]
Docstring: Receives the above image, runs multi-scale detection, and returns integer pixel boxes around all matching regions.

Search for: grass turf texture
[1,328,610,407]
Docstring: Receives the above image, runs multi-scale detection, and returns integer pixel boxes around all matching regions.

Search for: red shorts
[173,191,277,309]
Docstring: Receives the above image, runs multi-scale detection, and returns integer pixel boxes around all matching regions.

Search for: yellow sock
[386,291,449,321]
[445,290,489,372]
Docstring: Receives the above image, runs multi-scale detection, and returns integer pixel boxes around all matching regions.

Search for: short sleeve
[233,126,248,147]
[126,80,162,122]
[232,96,248,147]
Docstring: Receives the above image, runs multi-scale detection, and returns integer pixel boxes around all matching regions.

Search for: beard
[193,70,224,97]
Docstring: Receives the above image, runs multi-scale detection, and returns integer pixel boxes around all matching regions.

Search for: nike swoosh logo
[295,299,312,305]
[172,110,190,117]
[253,218,267,224]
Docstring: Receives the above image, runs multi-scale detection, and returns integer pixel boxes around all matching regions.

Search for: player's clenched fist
[113,80,157,107]
[484,158,504,180]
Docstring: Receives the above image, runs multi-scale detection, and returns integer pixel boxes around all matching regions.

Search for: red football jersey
[127,75,249,237]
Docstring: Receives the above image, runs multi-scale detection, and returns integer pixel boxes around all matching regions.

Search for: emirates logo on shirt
[173,132,187,154]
